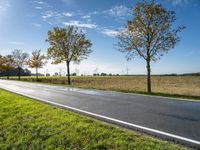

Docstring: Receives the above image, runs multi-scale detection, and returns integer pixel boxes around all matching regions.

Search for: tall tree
[117,0,185,93]
[12,50,29,80]
[47,26,92,85]
[27,50,46,81]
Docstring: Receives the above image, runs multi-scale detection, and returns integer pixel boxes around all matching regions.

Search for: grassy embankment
[0,89,185,149]
[3,75,200,100]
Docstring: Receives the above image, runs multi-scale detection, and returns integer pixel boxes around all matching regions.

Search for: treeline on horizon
[0,69,199,77]
[0,68,31,77]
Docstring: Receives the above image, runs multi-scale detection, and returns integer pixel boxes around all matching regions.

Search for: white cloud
[32,23,41,27]
[106,5,131,18]
[81,15,91,19]
[86,5,131,20]
[42,11,73,24]
[34,1,44,5]
[168,0,188,6]
[63,20,97,29]
[63,12,73,17]
[35,6,42,9]
[101,29,119,37]
[42,11,54,20]
[8,42,24,45]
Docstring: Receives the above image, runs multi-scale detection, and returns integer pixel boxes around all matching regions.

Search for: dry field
[6,75,200,97]
[73,76,200,97]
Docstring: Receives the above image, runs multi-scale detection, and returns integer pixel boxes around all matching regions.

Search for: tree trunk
[18,67,21,80]
[6,69,10,79]
[146,60,151,93]
[36,68,38,81]
[66,61,71,85]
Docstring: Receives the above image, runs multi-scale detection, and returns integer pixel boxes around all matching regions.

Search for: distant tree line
[0,68,31,77]
[93,73,120,76]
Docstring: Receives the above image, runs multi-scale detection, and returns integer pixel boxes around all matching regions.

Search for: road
[0,79,200,148]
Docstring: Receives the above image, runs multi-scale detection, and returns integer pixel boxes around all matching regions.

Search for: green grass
[0,89,186,150]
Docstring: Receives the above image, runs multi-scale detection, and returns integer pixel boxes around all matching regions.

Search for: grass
[0,89,186,150]
[2,75,200,100]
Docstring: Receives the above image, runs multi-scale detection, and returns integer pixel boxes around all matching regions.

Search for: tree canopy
[28,50,46,69]
[47,26,92,64]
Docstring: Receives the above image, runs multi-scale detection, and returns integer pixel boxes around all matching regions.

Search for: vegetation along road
[0,79,200,148]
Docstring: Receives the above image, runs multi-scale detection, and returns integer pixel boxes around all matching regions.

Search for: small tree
[1,55,16,79]
[27,50,46,81]
[0,55,4,74]
[117,0,185,93]
[12,50,29,80]
[47,26,92,85]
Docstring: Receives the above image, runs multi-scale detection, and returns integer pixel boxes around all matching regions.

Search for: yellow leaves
[57,32,61,36]
[0,55,16,70]
[27,50,46,69]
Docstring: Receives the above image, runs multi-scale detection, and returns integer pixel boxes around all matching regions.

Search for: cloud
[63,12,73,17]
[42,11,54,20]
[0,1,10,13]
[63,20,97,29]
[81,15,91,19]
[34,1,44,5]
[101,29,119,37]
[168,0,188,6]
[42,10,63,24]
[32,23,41,27]
[86,5,131,20]
[42,10,73,24]
[35,6,42,9]
[8,42,24,45]
[106,5,131,18]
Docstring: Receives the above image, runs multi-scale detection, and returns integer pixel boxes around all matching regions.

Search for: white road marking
[1,86,200,147]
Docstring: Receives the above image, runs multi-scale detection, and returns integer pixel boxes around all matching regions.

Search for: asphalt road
[0,80,200,147]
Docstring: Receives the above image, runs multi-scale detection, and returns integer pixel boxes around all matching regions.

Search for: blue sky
[0,0,199,75]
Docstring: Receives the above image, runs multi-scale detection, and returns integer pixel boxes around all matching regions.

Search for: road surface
[0,79,200,148]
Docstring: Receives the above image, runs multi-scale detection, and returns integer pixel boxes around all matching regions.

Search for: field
[3,75,200,98]
[0,89,185,149]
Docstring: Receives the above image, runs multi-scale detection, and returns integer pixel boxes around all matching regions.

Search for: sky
[0,0,200,75]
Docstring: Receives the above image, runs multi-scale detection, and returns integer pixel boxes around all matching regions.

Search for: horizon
[0,0,200,75]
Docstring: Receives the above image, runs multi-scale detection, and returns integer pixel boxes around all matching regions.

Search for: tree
[117,0,185,93]
[0,55,16,79]
[12,50,29,80]
[0,55,5,74]
[47,26,92,85]
[27,50,46,81]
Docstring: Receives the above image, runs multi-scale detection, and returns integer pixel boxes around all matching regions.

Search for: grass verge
[0,89,186,149]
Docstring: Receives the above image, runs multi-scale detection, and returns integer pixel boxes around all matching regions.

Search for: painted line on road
[1,87,200,148]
